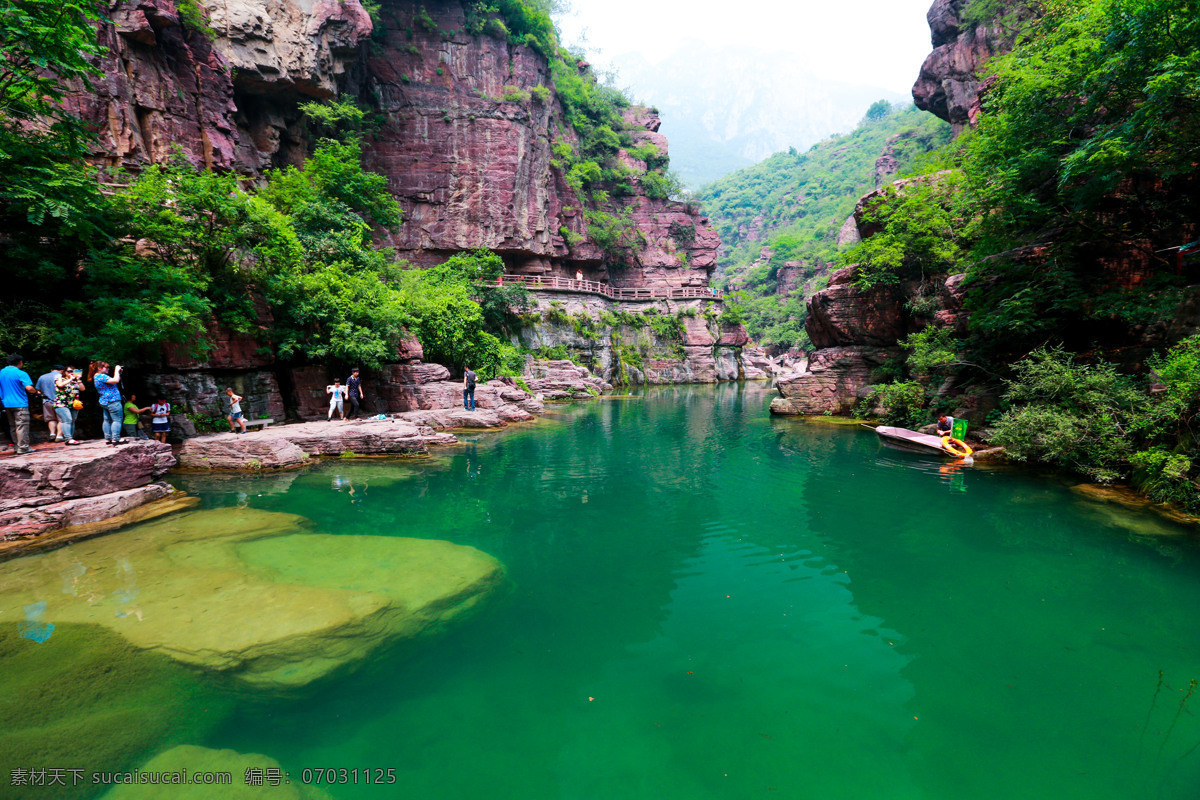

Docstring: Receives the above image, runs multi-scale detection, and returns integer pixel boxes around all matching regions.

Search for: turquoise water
[7,384,1200,799]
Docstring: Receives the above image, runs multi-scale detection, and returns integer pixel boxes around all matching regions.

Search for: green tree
[961,0,1200,351]
[435,249,531,334]
[841,176,967,289]
[864,99,892,122]
[1,0,113,360]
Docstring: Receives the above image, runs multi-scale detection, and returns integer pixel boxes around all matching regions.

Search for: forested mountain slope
[696,104,950,350]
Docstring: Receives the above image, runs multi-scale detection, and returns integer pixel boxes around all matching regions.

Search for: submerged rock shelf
[0,507,505,691]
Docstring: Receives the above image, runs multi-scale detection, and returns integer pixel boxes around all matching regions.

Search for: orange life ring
[941,436,972,457]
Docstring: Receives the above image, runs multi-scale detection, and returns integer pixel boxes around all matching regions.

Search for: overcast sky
[556,0,936,95]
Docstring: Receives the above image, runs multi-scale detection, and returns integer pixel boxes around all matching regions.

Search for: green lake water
[5,384,1200,799]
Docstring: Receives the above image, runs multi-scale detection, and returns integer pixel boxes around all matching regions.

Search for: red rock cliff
[69,0,717,291]
[911,0,1018,134]
[348,1,716,287]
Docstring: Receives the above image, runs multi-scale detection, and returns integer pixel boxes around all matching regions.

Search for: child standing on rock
[123,394,151,439]
[226,388,247,434]
[326,379,347,420]
[150,396,171,443]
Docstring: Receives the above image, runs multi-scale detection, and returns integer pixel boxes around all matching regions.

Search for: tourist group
[1,353,258,454]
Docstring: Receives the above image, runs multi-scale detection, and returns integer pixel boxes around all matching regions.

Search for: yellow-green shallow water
[3,384,1199,799]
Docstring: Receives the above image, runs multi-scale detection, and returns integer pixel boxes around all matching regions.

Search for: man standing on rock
[1,352,36,453]
[35,364,62,442]
[463,365,477,412]
[347,368,363,420]
[1,354,37,455]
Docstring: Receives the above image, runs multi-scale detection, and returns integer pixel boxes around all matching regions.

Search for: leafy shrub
[990,348,1143,482]
[615,310,646,328]
[648,312,683,340]
[855,381,927,427]
[565,161,602,194]
[869,357,906,385]
[640,169,683,200]
[530,85,551,104]
[720,291,749,325]
[501,86,531,103]
[571,312,600,340]
[625,142,665,168]
[1130,447,1195,510]
[617,344,643,369]
[414,6,438,33]
[176,0,215,39]
[902,325,960,375]
[545,302,570,325]
[584,207,644,265]
[840,177,967,289]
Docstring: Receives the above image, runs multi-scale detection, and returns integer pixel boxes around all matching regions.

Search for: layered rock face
[70,0,373,171]
[772,267,908,415]
[912,0,1017,133]
[351,2,718,287]
[0,441,187,545]
[72,0,717,288]
[516,295,768,385]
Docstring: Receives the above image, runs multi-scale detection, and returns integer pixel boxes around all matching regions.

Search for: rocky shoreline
[1,361,612,555]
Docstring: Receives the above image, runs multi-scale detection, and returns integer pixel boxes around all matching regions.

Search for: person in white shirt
[326,378,348,420]
[225,388,247,434]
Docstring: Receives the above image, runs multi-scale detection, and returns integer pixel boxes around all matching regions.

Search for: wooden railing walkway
[494,274,722,301]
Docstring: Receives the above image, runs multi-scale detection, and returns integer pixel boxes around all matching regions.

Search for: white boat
[873,425,967,457]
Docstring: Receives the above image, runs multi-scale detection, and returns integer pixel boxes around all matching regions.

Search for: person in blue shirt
[1,353,37,455]
[90,360,125,445]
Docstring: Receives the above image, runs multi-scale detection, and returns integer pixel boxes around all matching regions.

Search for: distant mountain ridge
[691,106,951,352]
[608,45,908,188]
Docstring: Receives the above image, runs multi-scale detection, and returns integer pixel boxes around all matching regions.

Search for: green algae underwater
[4,383,1200,800]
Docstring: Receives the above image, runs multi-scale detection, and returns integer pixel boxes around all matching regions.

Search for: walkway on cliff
[496,274,723,301]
